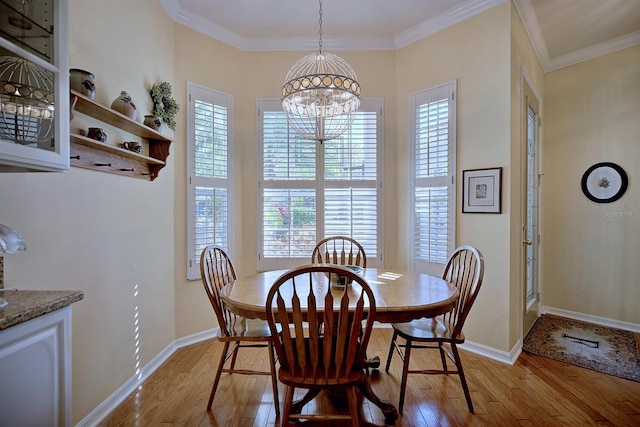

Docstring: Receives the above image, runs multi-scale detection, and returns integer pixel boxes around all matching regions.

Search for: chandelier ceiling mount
[281,0,361,144]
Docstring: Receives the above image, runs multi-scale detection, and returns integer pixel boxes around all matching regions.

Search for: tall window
[410,82,456,276]
[258,99,383,271]
[187,83,233,280]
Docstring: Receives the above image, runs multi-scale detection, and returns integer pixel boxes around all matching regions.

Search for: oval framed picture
[581,162,628,203]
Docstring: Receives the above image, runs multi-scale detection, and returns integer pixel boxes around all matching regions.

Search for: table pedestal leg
[358,379,399,425]
[291,389,320,415]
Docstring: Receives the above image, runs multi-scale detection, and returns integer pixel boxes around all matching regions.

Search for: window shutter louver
[258,99,383,270]
[187,84,233,279]
[411,83,456,274]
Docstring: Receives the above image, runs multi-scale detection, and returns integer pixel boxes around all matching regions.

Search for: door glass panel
[525,105,538,307]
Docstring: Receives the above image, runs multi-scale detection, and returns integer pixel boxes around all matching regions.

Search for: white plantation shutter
[187,83,233,279]
[411,82,456,275]
[324,110,379,257]
[258,99,383,271]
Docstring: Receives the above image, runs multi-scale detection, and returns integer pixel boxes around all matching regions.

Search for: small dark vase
[111,91,137,120]
[87,127,107,142]
[144,114,162,132]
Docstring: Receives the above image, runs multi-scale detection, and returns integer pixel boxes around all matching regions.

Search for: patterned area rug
[523,314,640,382]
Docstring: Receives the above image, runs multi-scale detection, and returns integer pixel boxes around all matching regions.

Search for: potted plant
[148,81,179,131]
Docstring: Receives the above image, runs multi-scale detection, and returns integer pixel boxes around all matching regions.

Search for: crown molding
[513,0,640,72]
[395,0,505,49]
[161,0,504,52]
[163,0,638,68]
[544,31,640,72]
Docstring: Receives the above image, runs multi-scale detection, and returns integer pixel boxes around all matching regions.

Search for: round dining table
[220,267,458,425]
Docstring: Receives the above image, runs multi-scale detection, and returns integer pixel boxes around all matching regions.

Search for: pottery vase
[69,68,96,100]
[143,114,162,132]
[111,91,137,120]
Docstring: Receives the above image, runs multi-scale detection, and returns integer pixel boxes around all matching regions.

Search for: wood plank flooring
[97,328,640,426]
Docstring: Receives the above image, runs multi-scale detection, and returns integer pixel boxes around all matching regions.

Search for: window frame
[186,82,234,280]
[257,98,384,271]
[409,81,457,276]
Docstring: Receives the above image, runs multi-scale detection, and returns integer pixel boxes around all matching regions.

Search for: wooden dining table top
[220,267,458,324]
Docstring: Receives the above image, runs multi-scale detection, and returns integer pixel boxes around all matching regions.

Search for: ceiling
[161,0,640,72]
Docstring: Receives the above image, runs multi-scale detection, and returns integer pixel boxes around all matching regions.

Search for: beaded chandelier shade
[281,0,361,144]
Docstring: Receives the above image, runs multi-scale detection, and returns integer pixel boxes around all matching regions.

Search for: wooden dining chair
[265,264,377,426]
[311,236,367,268]
[311,236,379,374]
[384,245,484,413]
[199,245,279,416]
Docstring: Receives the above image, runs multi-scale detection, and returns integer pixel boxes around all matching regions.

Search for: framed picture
[462,167,502,213]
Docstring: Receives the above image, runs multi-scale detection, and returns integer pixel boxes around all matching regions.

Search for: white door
[523,80,541,336]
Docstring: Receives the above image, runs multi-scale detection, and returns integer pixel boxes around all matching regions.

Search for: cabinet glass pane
[0,0,54,63]
[0,50,55,152]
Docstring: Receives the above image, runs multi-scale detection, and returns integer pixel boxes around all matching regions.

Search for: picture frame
[462,167,502,213]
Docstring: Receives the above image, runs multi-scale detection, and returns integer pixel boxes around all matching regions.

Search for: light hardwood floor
[98,327,640,426]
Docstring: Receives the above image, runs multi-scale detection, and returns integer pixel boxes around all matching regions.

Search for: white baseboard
[75,328,217,427]
[375,322,516,365]
[541,306,640,333]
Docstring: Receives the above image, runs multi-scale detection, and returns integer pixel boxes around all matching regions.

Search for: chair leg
[207,341,231,410]
[268,340,280,418]
[385,330,398,372]
[450,343,474,413]
[346,386,360,427]
[398,338,412,414]
[282,385,295,425]
[438,342,448,370]
[229,342,240,370]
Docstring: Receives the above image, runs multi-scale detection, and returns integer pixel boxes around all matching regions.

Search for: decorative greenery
[150,81,179,130]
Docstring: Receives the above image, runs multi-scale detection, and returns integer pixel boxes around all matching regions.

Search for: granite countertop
[0,290,84,330]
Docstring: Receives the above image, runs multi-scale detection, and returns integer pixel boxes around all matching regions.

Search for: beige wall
[1,0,176,421]
[542,45,640,324]
[395,3,512,351]
[0,0,637,423]
[171,25,399,337]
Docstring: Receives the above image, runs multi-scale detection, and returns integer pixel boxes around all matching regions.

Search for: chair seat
[392,316,465,343]
[217,316,275,340]
[278,366,365,387]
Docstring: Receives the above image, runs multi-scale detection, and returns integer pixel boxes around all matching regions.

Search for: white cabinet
[0,306,72,427]
[0,0,70,172]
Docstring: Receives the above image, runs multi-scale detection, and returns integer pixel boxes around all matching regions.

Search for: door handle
[523,240,532,246]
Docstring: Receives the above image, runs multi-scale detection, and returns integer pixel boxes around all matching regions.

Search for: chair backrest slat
[200,245,238,337]
[441,245,484,336]
[311,236,367,268]
[266,265,376,385]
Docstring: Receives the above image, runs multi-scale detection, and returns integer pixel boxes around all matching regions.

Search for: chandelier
[281,0,361,144]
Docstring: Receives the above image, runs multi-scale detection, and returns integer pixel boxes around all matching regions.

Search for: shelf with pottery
[69,89,172,181]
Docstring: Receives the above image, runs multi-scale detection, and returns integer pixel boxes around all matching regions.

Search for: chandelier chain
[281,0,361,143]
[318,0,323,53]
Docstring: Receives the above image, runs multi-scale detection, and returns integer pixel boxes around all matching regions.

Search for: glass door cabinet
[0,0,69,172]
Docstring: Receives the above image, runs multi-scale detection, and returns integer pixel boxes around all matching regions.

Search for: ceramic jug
[69,68,96,100]
[111,91,137,120]
[143,114,162,131]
